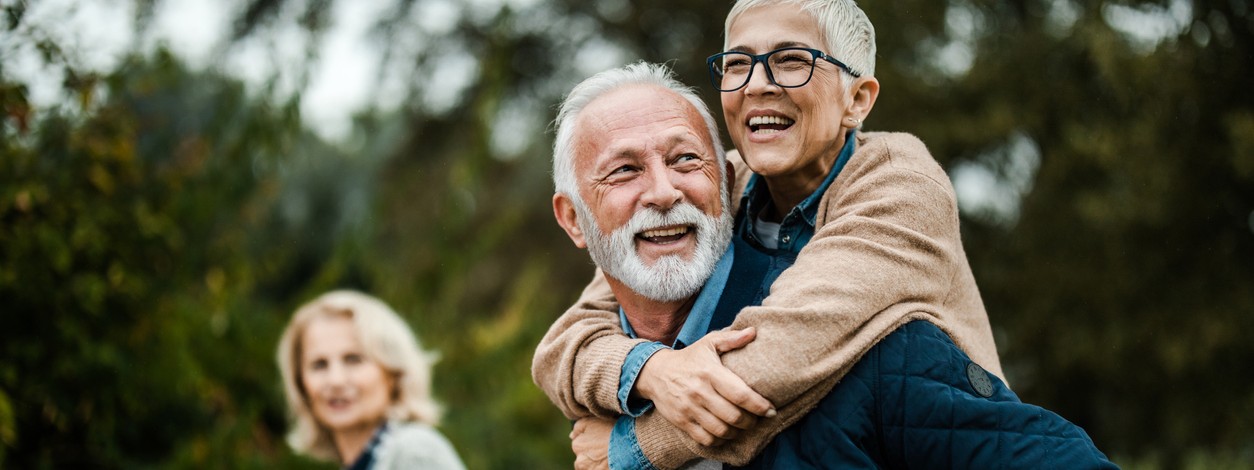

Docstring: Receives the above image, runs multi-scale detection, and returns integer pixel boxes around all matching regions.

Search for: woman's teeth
[749,115,794,133]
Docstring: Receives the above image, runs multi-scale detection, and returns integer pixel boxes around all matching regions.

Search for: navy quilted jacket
[740,321,1116,469]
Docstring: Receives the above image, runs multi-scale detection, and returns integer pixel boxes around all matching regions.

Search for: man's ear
[553,193,588,249]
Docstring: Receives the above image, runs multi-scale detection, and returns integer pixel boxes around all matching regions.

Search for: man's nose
[640,165,682,210]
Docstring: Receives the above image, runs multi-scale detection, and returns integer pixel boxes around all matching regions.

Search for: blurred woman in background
[277,290,465,469]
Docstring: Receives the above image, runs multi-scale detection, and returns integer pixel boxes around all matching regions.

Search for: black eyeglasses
[706,47,860,92]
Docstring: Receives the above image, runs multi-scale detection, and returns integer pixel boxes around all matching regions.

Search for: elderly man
[548,61,770,469]
[541,61,1114,469]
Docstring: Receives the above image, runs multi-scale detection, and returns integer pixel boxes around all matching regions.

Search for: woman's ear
[553,193,588,249]
[847,76,880,123]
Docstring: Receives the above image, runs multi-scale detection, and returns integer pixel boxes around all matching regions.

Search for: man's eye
[610,165,637,175]
[676,154,699,163]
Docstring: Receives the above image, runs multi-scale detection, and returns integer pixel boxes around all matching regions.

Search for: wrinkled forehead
[572,85,712,160]
[579,85,704,130]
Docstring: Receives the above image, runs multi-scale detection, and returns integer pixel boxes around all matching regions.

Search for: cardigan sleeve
[531,268,648,419]
[720,134,964,403]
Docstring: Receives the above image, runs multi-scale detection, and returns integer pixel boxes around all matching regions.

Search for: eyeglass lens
[714,48,817,91]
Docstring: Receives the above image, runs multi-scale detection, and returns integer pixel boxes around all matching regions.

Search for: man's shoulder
[865,320,1011,411]
[870,320,974,371]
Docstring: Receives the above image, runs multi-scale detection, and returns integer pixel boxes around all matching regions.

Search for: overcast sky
[7,0,415,141]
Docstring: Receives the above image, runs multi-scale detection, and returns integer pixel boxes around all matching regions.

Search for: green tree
[869,0,1254,464]
[0,46,323,467]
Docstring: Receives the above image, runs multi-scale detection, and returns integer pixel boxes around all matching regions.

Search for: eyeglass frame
[706,47,861,92]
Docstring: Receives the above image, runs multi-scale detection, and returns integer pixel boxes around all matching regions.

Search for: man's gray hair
[724,0,876,78]
[552,62,726,201]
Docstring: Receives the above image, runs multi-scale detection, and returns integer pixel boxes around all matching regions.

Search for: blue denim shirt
[607,133,858,470]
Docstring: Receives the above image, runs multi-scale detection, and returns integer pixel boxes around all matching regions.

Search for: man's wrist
[619,342,667,416]
[633,347,672,401]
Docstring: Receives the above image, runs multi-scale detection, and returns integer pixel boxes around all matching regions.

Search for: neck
[762,134,845,221]
[604,276,695,344]
[332,422,382,466]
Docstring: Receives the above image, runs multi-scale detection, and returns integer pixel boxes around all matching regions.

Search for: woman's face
[299,315,393,435]
[722,3,855,189]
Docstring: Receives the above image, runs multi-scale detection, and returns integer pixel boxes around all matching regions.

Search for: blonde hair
[724,0,877,77]
[276,290,441,461]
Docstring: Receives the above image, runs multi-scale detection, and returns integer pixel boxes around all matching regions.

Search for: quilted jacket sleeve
[877,322,1115,469]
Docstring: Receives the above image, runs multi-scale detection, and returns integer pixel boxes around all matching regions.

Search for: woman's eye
[344,353,364,365]
[309,359,328,370]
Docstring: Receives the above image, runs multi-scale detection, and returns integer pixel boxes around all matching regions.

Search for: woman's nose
[743,60,780,95]
[325,362,348,384]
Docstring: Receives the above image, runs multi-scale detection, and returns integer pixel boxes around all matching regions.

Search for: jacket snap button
[967,362,995,398]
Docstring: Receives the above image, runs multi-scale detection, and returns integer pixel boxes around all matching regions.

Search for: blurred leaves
[1,46,311,467]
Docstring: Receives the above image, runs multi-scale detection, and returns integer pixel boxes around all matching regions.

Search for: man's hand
[571,417,614,470]
[633,327,776,446]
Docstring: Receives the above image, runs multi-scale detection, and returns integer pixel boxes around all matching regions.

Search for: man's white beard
[576,200,733,303]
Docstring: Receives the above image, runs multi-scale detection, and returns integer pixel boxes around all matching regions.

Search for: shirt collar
[618,242,736,348]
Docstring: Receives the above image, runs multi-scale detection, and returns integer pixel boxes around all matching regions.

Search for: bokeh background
[2,0,1252,468]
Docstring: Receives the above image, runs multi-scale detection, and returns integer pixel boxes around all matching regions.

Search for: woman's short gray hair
[724,0,876,78]
[552,61,725,202]
[276,290,441,462]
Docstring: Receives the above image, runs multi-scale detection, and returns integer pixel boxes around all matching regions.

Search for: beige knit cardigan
[531,132,1004,468]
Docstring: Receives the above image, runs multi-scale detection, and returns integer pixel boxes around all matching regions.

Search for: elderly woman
[278,290,465,470]
[534,0,1112,469]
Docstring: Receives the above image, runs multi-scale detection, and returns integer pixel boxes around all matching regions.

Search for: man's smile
[638,225,693,244]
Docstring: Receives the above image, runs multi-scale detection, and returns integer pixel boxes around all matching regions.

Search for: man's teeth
[641,227,689,238]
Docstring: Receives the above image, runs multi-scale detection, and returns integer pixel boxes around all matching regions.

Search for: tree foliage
[1,0,1251,468]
